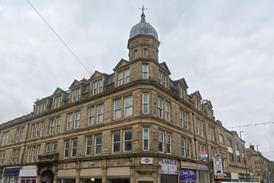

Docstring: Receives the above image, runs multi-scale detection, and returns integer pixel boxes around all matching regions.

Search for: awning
[19,166,37,177]
[4,167,20,177]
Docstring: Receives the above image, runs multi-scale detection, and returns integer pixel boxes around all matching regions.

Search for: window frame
[124,96,133,117]
[95,134,102,155]
[113,98,122,120]
[142,93,150,114]
[112,131,121,153]
[123,129,132,152]
[166,133,172,154]
[85,136,93,156]
[142,64,149,79]
[143,128,150,151]
[158,131,164,153]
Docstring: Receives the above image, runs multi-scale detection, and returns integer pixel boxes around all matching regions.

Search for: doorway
[41,170,54,183]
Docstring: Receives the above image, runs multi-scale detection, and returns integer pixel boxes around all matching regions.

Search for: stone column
[76,162,80,183]
[101,160,107,183]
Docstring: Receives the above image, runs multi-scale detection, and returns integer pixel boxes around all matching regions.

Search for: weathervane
[139,5,148,15]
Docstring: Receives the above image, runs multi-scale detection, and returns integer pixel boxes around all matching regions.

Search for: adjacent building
[246,145,272,183]
[0,11,254,183]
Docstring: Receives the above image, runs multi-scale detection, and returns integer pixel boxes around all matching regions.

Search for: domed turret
[129,13,158,40]
[128,7,160,62]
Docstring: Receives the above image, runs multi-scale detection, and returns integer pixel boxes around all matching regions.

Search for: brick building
[0,11,249,183]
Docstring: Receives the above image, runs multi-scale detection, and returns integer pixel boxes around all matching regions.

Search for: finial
[139,5,148,21]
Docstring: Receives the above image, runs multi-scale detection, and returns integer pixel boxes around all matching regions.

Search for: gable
[159,62,171,74]
[53,87,64,95]
[203,100,213,109]
[177,78,188,89]
[193,91,202,100]
[69,80,81,89]
[90,70,103,80]
[113,59,129,71]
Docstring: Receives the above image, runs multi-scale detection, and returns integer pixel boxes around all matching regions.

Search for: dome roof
[129,13,158,40]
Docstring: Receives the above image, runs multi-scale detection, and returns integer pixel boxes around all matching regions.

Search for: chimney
[250,145,255,151]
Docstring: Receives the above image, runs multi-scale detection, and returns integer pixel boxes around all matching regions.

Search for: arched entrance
[40,170,54,183]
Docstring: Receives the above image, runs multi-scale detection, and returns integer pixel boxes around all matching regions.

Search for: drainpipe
[21,122,30,165]
[192,113,198,181]
[204,121,213,183]
[192,113,197,160]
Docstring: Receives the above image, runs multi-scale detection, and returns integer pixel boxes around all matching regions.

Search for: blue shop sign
[180,169,196,182]
[4,168,20,177]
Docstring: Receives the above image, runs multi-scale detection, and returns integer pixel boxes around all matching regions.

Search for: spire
[139,5,147,22]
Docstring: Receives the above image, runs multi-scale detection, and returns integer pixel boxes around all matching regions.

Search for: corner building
[0,12,248,183]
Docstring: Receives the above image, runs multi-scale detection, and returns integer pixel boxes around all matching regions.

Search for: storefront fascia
[19,166,38,183]
[3,167,20,183]
[180,162,198,183]
[197,164,209,183]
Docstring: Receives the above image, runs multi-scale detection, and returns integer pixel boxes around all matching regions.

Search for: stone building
[0,11,249,183]
[246,145,271,183]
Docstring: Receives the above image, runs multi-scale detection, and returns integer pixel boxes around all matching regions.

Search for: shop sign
[19,166,37,177]
[4,167,20,177]
[160,159,177,175]
[213,154,224,180]
[231,172,239,180]
[180,169,196,182]
[141,157,153,165]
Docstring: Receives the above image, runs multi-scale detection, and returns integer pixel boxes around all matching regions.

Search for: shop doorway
[107,178,130,183]
[41,170,54,183]
[160,175,178,183]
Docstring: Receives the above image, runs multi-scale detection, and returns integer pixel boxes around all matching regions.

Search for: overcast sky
[0,0,274,159]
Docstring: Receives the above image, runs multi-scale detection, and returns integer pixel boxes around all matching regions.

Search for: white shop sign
[221,182,259,183]
[160,159,177,175]
[141,157,153,165]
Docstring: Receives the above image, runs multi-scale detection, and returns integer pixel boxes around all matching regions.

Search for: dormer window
[159,71,167,88]
[53,95,62,109]
[142,64,149,79]
[71,88,80,102]
[195,100,201,110]
[92,79,103,95]
[179,88,187,100]
[117,69,130,86]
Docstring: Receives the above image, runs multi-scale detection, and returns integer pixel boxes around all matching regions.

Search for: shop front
[18,166,38,183]
[197,164,209,183]
[57,169,76,183]
[180,169,197,183]
[80,178,102,183]
[106,178,130,183]
[160,159,178,183]
[2,167,20,183]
